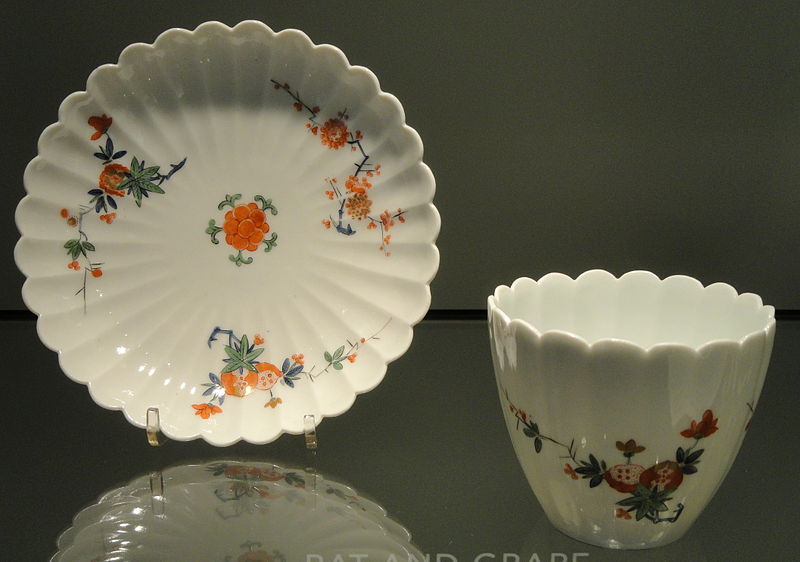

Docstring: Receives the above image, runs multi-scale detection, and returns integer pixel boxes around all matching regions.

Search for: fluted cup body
[488,270,775,549]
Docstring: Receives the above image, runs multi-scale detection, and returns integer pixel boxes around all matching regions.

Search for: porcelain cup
[488,270,775,549]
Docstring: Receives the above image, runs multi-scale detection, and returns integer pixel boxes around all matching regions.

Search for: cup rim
[488,269,776,353]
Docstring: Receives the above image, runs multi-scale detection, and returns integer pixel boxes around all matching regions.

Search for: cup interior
[491,270,774,349]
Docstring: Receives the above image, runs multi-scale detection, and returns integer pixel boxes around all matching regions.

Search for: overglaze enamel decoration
[15,21,440,445]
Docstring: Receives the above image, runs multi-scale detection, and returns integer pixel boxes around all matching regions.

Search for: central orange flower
[223,203,269,252]
[99,163,129,197]
[680,409,719,439]
[319,118,349,149]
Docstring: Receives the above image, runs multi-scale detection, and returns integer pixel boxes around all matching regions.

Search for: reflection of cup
[488,270,775,549]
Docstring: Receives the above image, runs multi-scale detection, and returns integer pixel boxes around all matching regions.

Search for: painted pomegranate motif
[194,326,385,418]
[255,468,284,482]
[220,362,285,397]
[220,370,258,397]
[255,362,283,391]
[639,461,684,491]
[224,466,248,478]
[604,464,646,493]
[505,397,723,525]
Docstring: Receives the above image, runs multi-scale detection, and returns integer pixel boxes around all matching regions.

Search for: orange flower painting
[206,194,278,266]
[270,79,408,255]
[192,403,222,419]
[680,409,719,439]
[223,204,270,252]
[63,114,186,312]
[98,163,129,197]
[320,118,349,149]
[88,114,112,140]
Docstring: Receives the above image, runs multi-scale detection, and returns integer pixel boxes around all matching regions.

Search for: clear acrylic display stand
[146,407,166,447]
[145,407,320,451]
[149,470,166,518]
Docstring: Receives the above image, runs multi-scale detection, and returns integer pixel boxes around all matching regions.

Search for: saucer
[15,21,440,444]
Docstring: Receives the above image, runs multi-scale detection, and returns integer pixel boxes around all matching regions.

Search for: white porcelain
[14,21,439,445]
[488,270,775,549]
[52,460,422,561]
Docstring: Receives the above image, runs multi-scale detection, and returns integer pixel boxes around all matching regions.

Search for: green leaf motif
[255,195,278,215]
[332,362,343,370]
[218,193,242,210]
[534,438,542,453]
[220,361,243,374]
[284,472,305,487]
[245,348,264,362]
[141,165,160,178]
[333,346,345,360]
[324,351,333,362]
[120,157,166,207]
[262,233,278,252]
[141,180,165,194]
[684,449,704,464]
[219,334,261,373]
[229,251,254,266]
[206,220,222,244]
[616,484,676,522]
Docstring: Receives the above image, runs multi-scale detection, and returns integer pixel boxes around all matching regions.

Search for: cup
[488,270,775,549]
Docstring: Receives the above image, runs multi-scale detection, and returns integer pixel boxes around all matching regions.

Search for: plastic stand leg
[149,470,166,518]
[146,407,167,447]
[303,414,317,450]
[303,413,319,505]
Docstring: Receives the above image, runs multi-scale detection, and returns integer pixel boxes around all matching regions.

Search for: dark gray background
[4,4,800,559]
[4,1,800,310]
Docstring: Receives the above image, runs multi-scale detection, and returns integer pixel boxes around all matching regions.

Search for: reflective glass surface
[6,320,799,560]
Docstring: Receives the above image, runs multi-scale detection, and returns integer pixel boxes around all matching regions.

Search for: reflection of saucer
[16,20,439,445]
[53,461,422,561]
